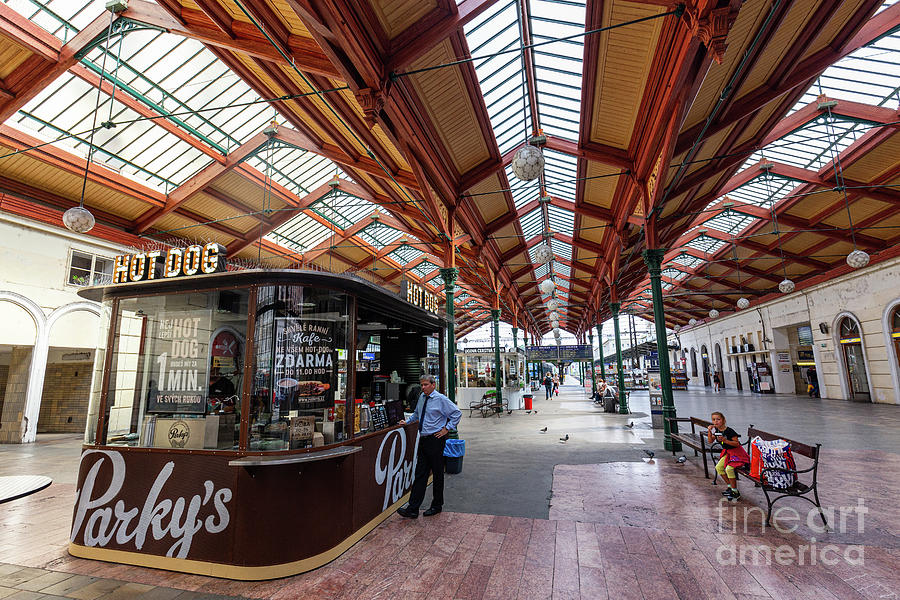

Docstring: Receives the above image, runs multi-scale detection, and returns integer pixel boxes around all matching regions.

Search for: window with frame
[68,250,114,286]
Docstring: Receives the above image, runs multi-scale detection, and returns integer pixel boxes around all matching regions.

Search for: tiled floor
[1,386,898,599]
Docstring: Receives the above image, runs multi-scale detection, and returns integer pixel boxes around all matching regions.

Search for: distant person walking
[543,373,553,400]
[807,366,819,398]
[552,373,560,397]
[713,370,721,392]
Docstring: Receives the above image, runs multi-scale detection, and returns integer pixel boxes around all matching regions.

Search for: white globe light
[778,278,795,294]
[709,309,720,319]
[689,318,698,326]
[673,325,681,332]
[551,320,560,329]
[510,144,544,181]
[539,278,555,295]
[546,298,559,311]
[62,206,95,233]
[553,331,561,339]
[549,311,559,321]
[736,297,750,310]
[533,243,553,264]
[846,249,870,269]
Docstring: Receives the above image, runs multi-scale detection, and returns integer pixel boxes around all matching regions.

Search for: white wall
[0,215,123,348]
[676,255,900,404]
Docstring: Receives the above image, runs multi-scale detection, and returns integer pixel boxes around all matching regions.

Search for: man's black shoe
[397,507,418,519]
[423,507,442,517]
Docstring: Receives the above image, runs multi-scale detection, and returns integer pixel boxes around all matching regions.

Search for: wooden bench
[666,416,723,479]
[735,425,827,528]
[468,391,507,418]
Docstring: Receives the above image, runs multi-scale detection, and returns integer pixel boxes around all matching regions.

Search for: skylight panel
[671,253,704,269]
[4,0,102,41]
[543,149,578,202]
[412,261,438,278]
[465,0,533,156]
[550,238,571,259]
[530,0,586,143]
[388,244,424,265]
[356,224,405,250]
[519,208,545,238]
[685,236,726,255]
[268,212,334,252]
[534,263,550,279]
[311,191,383,230]
[547,204,575,236]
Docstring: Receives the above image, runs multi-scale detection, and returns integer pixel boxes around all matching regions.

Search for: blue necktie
[419,395,430,432]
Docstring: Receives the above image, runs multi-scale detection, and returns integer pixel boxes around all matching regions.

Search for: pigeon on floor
[507,410,512,415]
[624,421,634,429]
[560,434,569,442]
[533,410,538,414]
[526,410,532,414]
[643,449,655,459]
[540,427,548,433]
[676,455,687,463]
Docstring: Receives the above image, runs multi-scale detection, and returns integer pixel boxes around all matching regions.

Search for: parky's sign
[113,243,226,284]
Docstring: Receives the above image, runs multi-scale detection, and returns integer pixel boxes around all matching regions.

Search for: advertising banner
[147,310,211,414]
[273,318,336,414]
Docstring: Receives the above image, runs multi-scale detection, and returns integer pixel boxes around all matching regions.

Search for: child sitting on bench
[708,411,750,500]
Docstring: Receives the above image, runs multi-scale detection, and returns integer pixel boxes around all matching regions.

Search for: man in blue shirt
[397,374,461,518]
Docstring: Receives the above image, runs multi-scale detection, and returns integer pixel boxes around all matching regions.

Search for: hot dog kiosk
[71,244,446,579]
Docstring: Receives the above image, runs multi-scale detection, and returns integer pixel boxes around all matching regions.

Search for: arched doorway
[838,316,870,401]
[714,343,724,389]
[885,302,900,404]
[700,345,710,387]
[690,348,697,377]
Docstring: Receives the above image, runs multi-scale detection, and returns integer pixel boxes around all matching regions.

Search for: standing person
[807,366,819,398]
[713,370,721,392]
[397,374,461,518]
[552,373,560,397]
[543,372,553,400]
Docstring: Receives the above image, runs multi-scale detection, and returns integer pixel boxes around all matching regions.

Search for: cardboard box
[153,418,206,449]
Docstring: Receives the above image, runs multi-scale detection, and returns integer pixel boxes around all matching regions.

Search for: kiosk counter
[72,264,446,579]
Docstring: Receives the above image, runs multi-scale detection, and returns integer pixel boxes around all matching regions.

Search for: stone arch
[882,299,900,404]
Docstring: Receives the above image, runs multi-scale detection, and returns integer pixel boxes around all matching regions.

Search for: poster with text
[147,310,211,414]
[274,317,336,412]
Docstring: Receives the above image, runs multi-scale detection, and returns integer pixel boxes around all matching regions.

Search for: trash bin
[523,394,533,410]
[444,439,465,474]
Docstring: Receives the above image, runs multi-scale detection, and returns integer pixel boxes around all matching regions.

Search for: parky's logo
[168,420,190,448]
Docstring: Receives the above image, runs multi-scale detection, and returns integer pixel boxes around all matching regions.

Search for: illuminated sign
[400,280,440,314]
[112,243,226,284]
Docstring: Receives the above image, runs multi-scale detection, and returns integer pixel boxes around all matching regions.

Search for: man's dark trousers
[407,434,446,510]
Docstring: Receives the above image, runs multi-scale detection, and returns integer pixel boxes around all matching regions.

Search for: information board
[527,345,592,360]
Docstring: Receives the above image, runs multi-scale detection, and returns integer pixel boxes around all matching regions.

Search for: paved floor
[0,385,897,599]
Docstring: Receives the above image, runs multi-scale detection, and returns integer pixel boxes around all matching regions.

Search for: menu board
[147,310,211,414]
[273,317,336,412]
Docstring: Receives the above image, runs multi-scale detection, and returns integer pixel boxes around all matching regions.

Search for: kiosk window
[101,289,249,449]
[250,285,350,451]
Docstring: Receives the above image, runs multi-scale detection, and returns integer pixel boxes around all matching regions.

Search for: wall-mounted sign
[273,317,336,415]
[400,280,440,314]
[113,243,226,284]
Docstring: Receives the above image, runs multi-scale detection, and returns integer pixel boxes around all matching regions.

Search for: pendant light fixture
[64,8,123,233]
[708,309,720,319]
[761,159,793,294]
[511,133,546,181]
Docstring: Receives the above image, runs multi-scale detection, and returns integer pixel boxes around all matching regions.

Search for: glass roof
[464,0,532,156]
[678,19,900,269]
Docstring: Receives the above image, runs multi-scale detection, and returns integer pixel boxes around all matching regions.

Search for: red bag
[750,439,763,478]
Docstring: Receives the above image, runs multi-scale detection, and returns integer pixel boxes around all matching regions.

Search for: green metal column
[596,323,606,381]
[588,329,597,397]
[643,249,681,451]
[512,327,518,352]
[491,308,503,407]
[440,267,459,404]
[610,303,629,413]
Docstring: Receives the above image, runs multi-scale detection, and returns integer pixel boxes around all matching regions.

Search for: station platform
[1,386,897,599]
